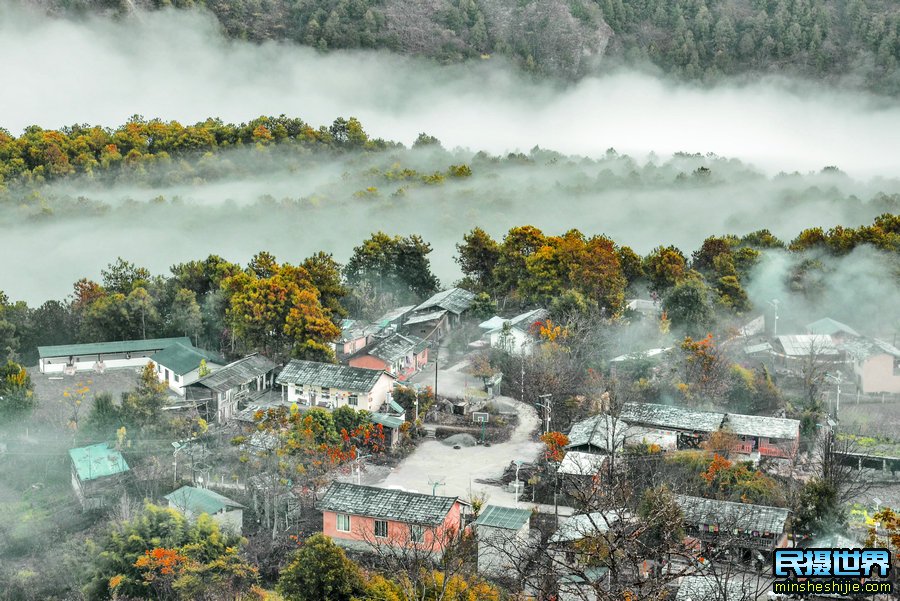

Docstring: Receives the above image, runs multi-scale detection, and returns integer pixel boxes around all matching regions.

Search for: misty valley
[2,3,900,601]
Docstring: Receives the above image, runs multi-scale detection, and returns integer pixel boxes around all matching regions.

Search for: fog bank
[3,7,900,177]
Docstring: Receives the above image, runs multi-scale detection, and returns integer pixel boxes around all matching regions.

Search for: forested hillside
[32,0,900,91]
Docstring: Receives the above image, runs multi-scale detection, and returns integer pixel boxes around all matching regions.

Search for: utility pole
[433,342,439,401]
[826,372,843,421]
[537,393,552,434]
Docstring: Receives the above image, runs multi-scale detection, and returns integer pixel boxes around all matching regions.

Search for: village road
[372,392,544,507]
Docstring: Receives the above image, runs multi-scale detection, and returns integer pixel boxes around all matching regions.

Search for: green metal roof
[474,504,531,530]
[371,412,405,429]
[388,399,405,415]
[164,486,244,515]
[39,337,191,359]
[151,343,225,376]
[68,443,129,481]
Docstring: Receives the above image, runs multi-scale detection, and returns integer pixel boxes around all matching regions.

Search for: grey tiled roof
[620,402,725,433]
[412,288,475,315]
[404,309,447,326]
[675,495,789,534]
[366,333,427,363]
[550,511,625,543]
[566,414,628,451]
[843,337,900,361]
[721,413,799,440]
[374,305,416,328]
[190,354,275,393]
[317,482,461,525]
[508,308,549,333]
[277,360,391,392]
[775,334,839,356]
[676,575,750,601]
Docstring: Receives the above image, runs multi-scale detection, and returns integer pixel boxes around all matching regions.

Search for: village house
[184,354,277,424]
[348,332,428,380]
[403,287,475,339]
[719,413,800,459]
[164,485,245,534]
[566,413,678,455]
[334,319,379,358]
[151,342,225,395]
[608,347,672,378]
[772,334,841,367]
[372,305,416,332]
[38,337,193,374]
[675,495,790,554]
[69,442,130,510]
[565,404,800,459]
[625,298,661,318]
[844,337,900,394]
[474,504,534,576]
[276,359,396,413]
[317,482,469,555]
[619,403,726,449]
[484,308,549,357]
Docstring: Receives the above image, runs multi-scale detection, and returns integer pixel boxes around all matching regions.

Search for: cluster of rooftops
[317,481,790,545]
[566,402,800,453]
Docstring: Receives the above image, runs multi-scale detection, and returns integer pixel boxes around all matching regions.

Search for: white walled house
[164,486,244,534]
[845,338,900,394]
[487,309,549,357]
[38,337,193,374]
[152,342,224,395]
[276,360,396,412]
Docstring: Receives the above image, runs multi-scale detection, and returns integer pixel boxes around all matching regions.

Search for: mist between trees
[1,113,900,307]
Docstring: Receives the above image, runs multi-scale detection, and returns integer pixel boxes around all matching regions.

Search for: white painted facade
[155,363,223,396]
[283,372,395,413]
[489,327,537,357]
[40,351,156,374]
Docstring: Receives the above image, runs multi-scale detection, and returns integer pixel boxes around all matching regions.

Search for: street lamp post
[537,394,552,434]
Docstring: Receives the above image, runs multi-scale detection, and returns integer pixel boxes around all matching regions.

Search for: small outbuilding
[164,485,245,533]
[474,504,533,576]
[69,442,130,510]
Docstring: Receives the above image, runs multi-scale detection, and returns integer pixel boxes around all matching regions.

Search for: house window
[336,514,351,532]
[164,369,170,381]
[409,524,424,543]
[348,394,358,407]
[375,519,388,538]
[175,374,181,383]
[320,390,331,401]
